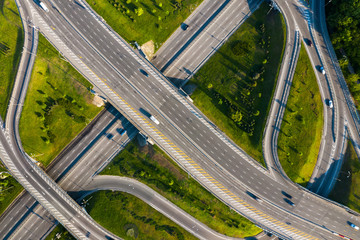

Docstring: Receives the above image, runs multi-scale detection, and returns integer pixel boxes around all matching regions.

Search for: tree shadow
[140,2,155,16]
[0,41,10,55]
[34,112,42,117]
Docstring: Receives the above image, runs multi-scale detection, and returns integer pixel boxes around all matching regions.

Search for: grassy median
[329,141,360,212]
[46,190,198,240]
[277,44,323,186]
[86,0,203,50]
[87,191,198,240]
[19,35,102,166]
[187,3,285,165]
[0,0,24,215]
[101,141,261,238]
[0,165,23,215]
[0,0,23,119]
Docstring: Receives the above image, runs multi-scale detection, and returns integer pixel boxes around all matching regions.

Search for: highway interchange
[0,0,360,239]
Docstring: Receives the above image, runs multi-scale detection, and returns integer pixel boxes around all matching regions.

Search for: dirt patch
[92,94,105,107]
[141,40,155,60]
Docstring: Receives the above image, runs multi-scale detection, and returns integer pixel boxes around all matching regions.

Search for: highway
[278,0,345,197]
[0,1,280,239]
[261,0,345,197]
[0,0,128,239]
[0,1,272,239]
[0,106,137,239]
[0,104,253,240]
[17,0,359,239]
[82,175,241,240]
[0,115,120,240]
[152,0,263,86]
[261,0,301,182]
[269,0,356,199]
[306,0,360,196]
[1,0,359,239]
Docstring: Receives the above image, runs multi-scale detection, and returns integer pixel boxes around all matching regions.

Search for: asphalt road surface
[19,0,358,239]
[0,106,137,239]
[1,1,282,239]
[1,0,359,239]
[82,175,241,240]
[152,0,263,86]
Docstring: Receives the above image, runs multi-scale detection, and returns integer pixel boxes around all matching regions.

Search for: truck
[39,1,49,12]
[150,115,160,125]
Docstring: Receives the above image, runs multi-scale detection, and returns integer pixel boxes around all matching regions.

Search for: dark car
[139,69,148,77]
[284,198,295,206]
[281,191,292,199]
[304,38,312,46]
[117,128,126,136]
[181,23,189,30]
[246,191,263,202]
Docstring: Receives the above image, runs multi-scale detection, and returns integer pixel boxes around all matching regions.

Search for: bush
[231,110,243,124]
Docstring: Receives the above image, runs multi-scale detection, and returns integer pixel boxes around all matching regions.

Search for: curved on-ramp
[82,175,260,240]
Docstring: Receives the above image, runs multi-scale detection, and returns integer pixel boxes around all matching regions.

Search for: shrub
[231,110,243,124]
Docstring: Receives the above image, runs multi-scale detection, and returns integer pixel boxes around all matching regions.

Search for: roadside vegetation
[0,0,24,215]
[46,224,75,240]
[86,0,203,51]
[102,141,261,238]
[329,141,360,213]
[0,165,23,215]
[326,1,360,111]
[87,191,198,240]
[19,35,102,166]
[0,0,23,119]
[277,44,323,186]
[186,3,285,164]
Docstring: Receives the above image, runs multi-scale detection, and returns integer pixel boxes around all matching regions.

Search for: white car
[328,100,333,109]
[350,223,359,230]
[150,115,160,125]
[320,66,325,75]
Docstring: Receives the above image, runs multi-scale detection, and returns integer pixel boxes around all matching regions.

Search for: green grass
[0,0,24,216]
[277,44,323,186]
[45,224,75,240]
[0,0,23,119]
[86,191,198,240]
[0,165,23,215]
[102,141,261,238]
[86,0,203,50]
[187,3,286,164]
[19,35,102,166]
[329,141,360,212]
